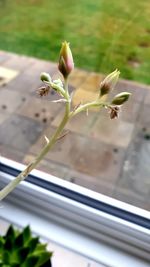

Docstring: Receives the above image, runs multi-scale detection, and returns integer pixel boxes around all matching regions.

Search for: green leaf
[23,226,31,244]
[21,255,39,267]
[0,237,4,249]
[14,232,24,249]
[35,243,47,252]
[11,264,20,267]
[4,236,14,251]
[35,252,52,267]
[2,251,10,264]
[28,237,39,253]
[11,247,30,264]
[4,225,15,241]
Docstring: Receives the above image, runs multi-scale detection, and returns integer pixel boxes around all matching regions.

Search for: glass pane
[0,0,150,210]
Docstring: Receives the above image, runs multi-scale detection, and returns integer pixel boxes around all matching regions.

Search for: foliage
[0,0,150,84]
[0,225,52,267]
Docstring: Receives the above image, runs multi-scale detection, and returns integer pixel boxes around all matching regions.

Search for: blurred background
[0,0,150,84]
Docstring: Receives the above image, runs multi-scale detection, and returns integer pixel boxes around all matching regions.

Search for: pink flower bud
[58,41,74,78]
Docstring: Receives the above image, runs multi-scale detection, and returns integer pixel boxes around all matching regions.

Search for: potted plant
[0,225,52,267]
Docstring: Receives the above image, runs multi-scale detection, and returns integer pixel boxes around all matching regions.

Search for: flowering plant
[0,41,131,201]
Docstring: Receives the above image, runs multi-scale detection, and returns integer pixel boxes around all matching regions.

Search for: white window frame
[0,157,150,267]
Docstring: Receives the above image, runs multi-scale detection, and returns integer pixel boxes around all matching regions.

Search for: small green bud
[58,41,74,78]
[100,69,120,97]
[111,92,131,105]
[40,72,51,82]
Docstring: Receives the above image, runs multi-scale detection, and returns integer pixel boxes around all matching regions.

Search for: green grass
[0,0,150,84]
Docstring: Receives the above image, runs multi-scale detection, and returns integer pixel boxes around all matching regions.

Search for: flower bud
[111,92,131,105]
[99,82,110,97]
[58,41,74,78]
[99,69,120,97]
[40,72,51,82]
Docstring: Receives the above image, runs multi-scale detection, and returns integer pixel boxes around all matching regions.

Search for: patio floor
[0,50,150,210]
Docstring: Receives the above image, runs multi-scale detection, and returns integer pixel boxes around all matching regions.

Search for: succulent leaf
[14,232,24,249]
[4,225,15,241]
[23,225,31,244]
[11,264,20,267]
[21,255,39,267]
[36,252,52,267]
[28,237,39,253]
[36,243,47,252]
[0,226,52,266]
[4,236,14,251]
[15,247,30,263]
[2,251,10,264]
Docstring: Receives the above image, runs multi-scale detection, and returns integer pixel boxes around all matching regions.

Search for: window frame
[0,156,150,267]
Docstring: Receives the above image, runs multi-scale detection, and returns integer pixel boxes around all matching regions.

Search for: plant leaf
[35,252,53,267]
[14,232,24,249]
[28,237,39,253]
[11,247,30,264]
[4,225,15,241]
[21,255,39,267]
[23,226,31,244]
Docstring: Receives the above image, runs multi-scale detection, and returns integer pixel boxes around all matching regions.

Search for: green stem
[70,101,105,117]
[0,79,70,201]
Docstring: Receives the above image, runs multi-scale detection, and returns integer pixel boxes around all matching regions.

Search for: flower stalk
[0,42,131,201]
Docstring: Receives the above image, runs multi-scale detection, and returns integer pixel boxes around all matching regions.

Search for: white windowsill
[1,200,149,267]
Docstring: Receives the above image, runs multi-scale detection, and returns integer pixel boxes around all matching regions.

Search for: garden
[0,0,150,84]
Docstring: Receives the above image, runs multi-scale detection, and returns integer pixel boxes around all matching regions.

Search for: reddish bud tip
[58,41,74,78]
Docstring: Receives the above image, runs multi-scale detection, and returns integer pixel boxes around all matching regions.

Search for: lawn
[0,0,150,84]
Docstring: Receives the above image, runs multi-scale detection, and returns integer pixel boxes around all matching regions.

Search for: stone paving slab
[52,109,99,136]
[69,68,90,88]
[78,73,103,92]
[24,153,69,180]
[0,144,25,163]
[0,113,9,125]
[30,128,125,188]
[64,169,116,196]
[112,79,148,103]
[0,51,11,64]
[0,88,29,113]
[4,58,57,94]
[1,53,35,72]
[0,51,150,210]
[144,89,150,105]
[0,114,44,153]
[117,129,150,195]
[90,113,134,148]
[0,66,18,86]
[18,97,62,125]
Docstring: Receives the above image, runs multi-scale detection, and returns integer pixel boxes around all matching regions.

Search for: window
[0,1,150,266]
[0,157,150,267]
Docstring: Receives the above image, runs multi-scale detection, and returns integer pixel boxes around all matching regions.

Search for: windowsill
[0,218,104,267]
[0,158,149,267]
[1,197,149,267]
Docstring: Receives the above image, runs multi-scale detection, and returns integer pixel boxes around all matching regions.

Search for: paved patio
[0,50,150,210]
